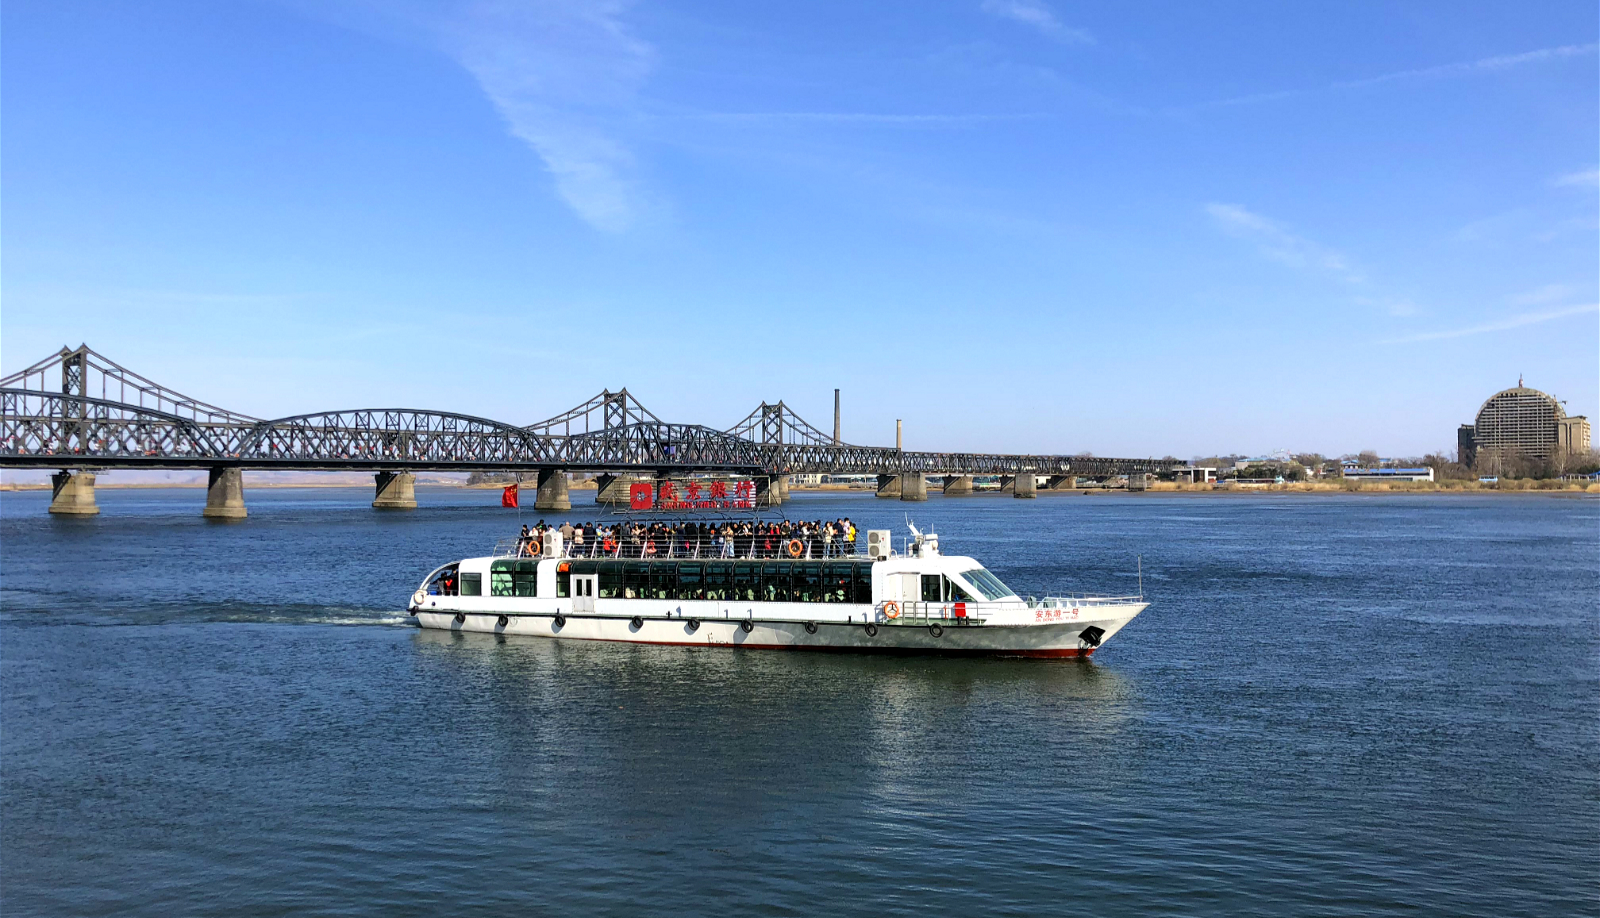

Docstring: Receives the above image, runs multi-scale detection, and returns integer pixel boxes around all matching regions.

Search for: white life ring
[411,589,427,608]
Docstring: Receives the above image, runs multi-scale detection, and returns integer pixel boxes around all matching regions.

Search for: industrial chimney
[833,389,840,445]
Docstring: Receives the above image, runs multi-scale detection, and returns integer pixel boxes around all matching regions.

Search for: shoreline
[2,482,1593,497]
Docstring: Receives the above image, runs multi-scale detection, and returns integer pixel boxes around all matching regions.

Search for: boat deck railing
[1025,594,1144,608]
[492,536,870,561]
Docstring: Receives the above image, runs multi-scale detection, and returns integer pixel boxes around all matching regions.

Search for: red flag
[502,484,519,508]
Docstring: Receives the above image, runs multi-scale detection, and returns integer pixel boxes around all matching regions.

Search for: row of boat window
[485,559,878,603]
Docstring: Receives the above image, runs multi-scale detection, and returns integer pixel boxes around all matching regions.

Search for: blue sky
[3,0,1596,459]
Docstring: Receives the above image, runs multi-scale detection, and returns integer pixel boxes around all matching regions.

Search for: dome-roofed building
[1458,379,1590,470]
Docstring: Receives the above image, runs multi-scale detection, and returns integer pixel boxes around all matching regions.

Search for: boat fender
[785,539,804,558]
[454,612,466,624]
[553,614,566,629]
[411,590,427,608]
[740,620,754,633]
[630,616,644,630]
[803,622,817,635]
[883,601,900,620]
[864,624,878,637]
[497,615,509,628]
[686,619,700,632]
[1079,625,1105,648]
[928,624,943,638]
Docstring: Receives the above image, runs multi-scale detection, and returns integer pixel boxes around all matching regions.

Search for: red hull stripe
[431,627,1093,659]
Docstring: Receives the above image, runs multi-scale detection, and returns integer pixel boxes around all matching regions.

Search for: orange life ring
[884,601,900,619]
[525,537,541,556]
[644,539,657,556]
[786,539,804,558]
[603,538,616,553]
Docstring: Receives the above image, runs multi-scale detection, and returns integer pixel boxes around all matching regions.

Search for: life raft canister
[786,539,804,558]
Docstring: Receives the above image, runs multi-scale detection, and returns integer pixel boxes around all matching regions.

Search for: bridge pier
[202,467,248,519]
[776,475,790,503]
[373,471,417,510]
[899,472,927,502]
[49,471,99,516]
[942,475,975,496]
[595,473,639,505]
[1046,475,1077,490]
[535,470,571,511]
[1014,472,1037,499]
[1128,472,1148,492]
[876,474,901,499]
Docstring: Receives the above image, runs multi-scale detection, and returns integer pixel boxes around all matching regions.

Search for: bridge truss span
[1,345,1168,480]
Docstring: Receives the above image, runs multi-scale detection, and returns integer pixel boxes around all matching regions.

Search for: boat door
[572,574,597,613]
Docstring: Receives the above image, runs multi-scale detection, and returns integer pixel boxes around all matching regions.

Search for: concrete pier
[775,475,790,503]
[372,471,417,510]
[1046,475,1077,490]
[202,467,248,519]
[595,473,640,505]
[899,472,928,502]
[48,471,99,516]
[1014,472,1037,499]
[1128,472,1148,492]
[942,474,975,496]
[534,469,571,511]
[876,474,902,499]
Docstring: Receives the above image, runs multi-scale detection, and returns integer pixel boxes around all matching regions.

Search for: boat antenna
[1137,554,1143,600]
[906,515,920,539]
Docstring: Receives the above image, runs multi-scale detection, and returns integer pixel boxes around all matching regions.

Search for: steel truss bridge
[1,345,1165,479]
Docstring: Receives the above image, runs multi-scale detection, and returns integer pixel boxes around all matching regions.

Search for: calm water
[2,487,1596,917]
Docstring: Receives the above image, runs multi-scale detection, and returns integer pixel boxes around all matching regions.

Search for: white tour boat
[408,526,1147,658]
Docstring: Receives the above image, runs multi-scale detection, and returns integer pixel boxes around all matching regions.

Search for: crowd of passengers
[516,518,859,560]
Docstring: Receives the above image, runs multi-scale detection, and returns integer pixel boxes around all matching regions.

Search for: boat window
[852,562,874,603]
[491,561,515,597]
[823,563,854,603]
[921,574,942,602]
[732,563,759,602]
[676,563,703,600]
[648,562,674,600]
[515,559,538,597]
[623,562,650,599]
[794,563,822,602]
[598,561,623,599]
[459,572,482,597]
[761,563,790,602]
[960,568,1016,601]
[704,563,731,601]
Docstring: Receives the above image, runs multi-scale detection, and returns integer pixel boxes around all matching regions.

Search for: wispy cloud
[1191,43,1597,110]
[1335,43,1598,89]
[979,0,1093,44]
[439,1,654,232]
[1509,284,1582,307]
[1554,167,1600,189]
[668,111,1049,127]
[1378,304,1598,344]
[1206,203,1362,283]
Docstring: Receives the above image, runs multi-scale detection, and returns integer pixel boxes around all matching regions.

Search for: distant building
[1458,382,1590,469]
[1341,467,1435,482]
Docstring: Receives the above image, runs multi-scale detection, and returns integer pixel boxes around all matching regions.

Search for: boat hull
[411,606,1143,658]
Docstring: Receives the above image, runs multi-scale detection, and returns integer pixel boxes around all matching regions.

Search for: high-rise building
[1458,381,1590,469]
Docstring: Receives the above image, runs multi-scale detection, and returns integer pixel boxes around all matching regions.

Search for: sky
[3,0,1597,460]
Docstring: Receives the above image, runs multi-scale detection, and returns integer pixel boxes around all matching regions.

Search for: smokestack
[896,419,902,451]
[833,389,840,445]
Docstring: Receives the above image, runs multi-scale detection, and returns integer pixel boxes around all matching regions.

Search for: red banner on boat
[502,484,519,508]
[628,479,758,511]
[629,482,654,510]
